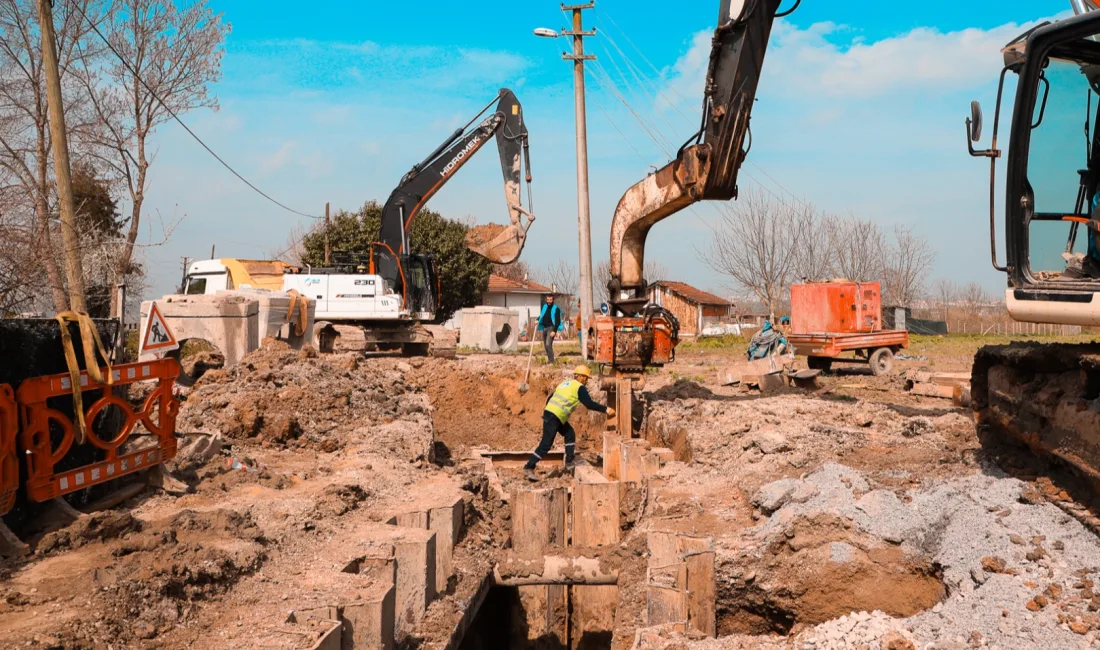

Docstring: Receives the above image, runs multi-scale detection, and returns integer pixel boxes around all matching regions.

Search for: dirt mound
[37,511,142,555]
[410,358,607,455]
[4,508,266,647]
[719,514,944,635]
[313,483,371,518]
[465,223,507,246]
[178,341,429,455]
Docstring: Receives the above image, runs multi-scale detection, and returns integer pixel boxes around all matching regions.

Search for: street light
[533,3,596,360]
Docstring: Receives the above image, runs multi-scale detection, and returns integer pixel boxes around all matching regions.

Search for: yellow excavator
[593,0,1100,502]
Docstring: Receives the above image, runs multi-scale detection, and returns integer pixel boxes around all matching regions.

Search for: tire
[807,356,833,372]
[869,347,894,376]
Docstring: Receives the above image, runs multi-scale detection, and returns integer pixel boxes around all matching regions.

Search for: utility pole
[179,257,191,293]
[38,0,85,313]
[324,202,331,265]
[562,2,596,359]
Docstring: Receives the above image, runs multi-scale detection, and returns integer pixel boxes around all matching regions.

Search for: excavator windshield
[1026,55,1100,276]
[1013,37,1100,281]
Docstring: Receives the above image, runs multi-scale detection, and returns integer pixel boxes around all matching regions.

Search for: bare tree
[791,206,838,283]
[491,261,532,283]
[830,215,886,283]
[881,224,935,307]
[75,0,229,317]
[931,278,957,322]
[960,281,989,329]
[698,189,798,319]
[594,257,670,309]
[542,258,577,295]
[0,0,105,311]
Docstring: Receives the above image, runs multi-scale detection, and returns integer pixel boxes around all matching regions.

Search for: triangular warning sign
[141,302,179,354]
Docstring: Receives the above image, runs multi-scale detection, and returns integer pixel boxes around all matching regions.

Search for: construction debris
[904,369,971,402]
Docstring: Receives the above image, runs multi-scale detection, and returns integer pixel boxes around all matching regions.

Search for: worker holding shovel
[524,365,613,482]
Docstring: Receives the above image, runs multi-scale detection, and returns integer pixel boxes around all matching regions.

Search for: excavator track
[972,341,1100,530]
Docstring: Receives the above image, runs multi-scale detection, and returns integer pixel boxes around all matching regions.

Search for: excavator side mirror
[969,101,983,142]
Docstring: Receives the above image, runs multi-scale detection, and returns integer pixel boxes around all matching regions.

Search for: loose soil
[3,335,1100,650]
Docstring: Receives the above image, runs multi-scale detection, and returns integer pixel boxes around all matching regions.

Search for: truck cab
[181,257,424,322]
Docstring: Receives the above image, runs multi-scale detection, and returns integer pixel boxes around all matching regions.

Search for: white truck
[182,257,436,354]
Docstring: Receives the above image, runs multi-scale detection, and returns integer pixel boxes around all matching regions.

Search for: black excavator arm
[378,88,534,264]
[607,0,785,315]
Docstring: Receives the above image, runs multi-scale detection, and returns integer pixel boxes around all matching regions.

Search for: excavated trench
[424,363,951,649]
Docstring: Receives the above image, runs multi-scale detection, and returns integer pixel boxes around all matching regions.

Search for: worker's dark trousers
[541,328,555,363]
[525,411,575,469]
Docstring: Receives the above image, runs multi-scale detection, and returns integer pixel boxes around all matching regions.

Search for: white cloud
[261,141,295,173]
[664,16,1064,103]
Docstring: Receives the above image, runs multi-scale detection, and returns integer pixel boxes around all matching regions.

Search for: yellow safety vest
[545,379,582,423]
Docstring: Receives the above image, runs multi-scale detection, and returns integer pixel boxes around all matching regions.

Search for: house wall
[647,286,702,336]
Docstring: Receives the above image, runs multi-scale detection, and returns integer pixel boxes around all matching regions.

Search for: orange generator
[787,281,908,376]
[790,281,882,334]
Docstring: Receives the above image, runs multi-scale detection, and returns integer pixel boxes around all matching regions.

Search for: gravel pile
[752,463,1100,649]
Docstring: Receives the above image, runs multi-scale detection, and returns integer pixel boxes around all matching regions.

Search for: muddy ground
[0,336,1097,650]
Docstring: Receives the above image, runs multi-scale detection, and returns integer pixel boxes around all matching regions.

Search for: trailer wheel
[807,356,832,372]
[869,347,894,376]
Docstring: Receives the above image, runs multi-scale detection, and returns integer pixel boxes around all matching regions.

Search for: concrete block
[140,294,259,367]
[217,288,315,349]
[512,487,567,558]
[386,511,429,529]
[602,433,622,480]
[358,524,436,640]
[342,584,396,650]
[647,585,688,627]
[457,307,519,353]
[429,497,464,594]
[684,551,716,637]
[307,620,343,650]
[620,440,652,484]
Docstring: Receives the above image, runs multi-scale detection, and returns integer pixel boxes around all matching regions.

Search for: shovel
[518,325,536,394]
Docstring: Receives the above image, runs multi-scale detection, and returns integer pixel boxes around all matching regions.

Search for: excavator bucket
[464,88,534,264]
[465,222,531,264]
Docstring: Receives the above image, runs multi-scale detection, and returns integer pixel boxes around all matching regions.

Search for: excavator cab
[966,2,1100,524]
[968,4,1100,324]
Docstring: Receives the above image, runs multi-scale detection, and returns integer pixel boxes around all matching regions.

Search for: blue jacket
[537,303,564,332]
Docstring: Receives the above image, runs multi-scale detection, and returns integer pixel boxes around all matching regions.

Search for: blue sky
[138,0,1072,300]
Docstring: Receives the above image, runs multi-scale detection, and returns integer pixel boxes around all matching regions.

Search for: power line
[70,3,321,220]
[597,7,817,215]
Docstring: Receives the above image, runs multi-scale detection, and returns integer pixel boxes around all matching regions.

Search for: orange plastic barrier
[0,384,17,515]
[17,359,180,502]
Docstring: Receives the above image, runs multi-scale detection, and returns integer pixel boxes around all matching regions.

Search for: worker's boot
[524,468,539,482]
[564,458,577,471]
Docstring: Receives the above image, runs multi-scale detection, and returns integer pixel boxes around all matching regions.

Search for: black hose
[775,0,801,18]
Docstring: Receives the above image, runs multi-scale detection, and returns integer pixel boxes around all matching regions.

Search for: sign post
[140,302,179,357]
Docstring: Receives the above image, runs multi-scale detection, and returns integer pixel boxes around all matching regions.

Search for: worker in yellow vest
[524,365,614,482]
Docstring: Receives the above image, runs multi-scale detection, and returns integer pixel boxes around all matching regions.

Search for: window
[184,277,207,295]
[1026,58,1096,273]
